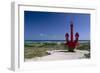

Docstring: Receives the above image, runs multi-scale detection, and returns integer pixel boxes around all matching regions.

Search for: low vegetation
[77,43,90,51]
[24,47,48,59]
[24,42,90,59]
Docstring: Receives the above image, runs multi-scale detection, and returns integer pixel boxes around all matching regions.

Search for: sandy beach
[25,50,89,62]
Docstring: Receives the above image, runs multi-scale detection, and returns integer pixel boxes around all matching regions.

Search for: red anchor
[65,21,79,52]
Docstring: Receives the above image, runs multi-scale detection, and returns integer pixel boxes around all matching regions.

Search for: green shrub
[77,44,90,51]
[84,53,90,58]
[24,48,48,59]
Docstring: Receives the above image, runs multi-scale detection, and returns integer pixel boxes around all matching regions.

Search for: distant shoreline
[24,40,90,44]
[25,40,90,41]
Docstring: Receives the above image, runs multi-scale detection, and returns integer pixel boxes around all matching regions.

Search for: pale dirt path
[25,50,89,62]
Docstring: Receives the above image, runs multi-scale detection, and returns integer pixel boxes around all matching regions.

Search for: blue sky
[24,11,90,40]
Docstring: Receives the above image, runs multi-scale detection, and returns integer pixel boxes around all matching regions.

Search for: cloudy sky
[24,11,90,40]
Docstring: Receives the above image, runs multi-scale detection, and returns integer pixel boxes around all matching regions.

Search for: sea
[25,40,90,44]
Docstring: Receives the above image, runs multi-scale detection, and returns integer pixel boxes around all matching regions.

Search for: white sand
[25,50,89,62]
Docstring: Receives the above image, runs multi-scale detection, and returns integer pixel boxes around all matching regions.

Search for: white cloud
[52,35,57,39]
[40,33,44,36]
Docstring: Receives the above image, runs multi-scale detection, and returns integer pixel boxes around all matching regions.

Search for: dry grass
[24,42,90,59]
